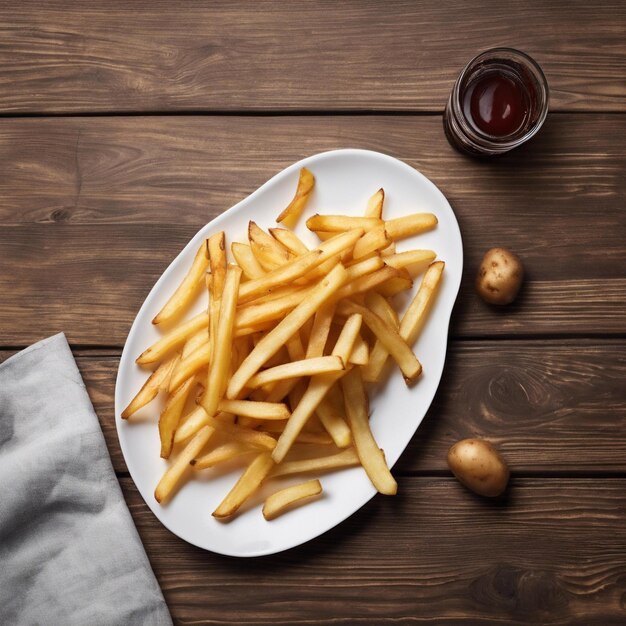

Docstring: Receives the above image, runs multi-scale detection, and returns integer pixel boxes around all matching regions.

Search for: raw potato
[447,438,510,497]
[476,247,524,305]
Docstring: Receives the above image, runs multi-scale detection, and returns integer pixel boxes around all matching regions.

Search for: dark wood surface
[0,2,625,624]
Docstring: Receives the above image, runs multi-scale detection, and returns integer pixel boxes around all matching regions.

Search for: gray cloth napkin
[0,333,172,626]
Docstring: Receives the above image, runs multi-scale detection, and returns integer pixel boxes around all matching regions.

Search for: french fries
[124,173,444,522]
[262,479,322,520]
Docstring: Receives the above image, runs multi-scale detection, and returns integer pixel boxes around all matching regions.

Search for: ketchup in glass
[444,48,549,157]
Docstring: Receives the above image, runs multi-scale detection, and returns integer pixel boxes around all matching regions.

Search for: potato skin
[476,247,524,305]
[447,438,509,497]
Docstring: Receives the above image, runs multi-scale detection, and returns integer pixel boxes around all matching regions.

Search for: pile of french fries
[122,168,444,521]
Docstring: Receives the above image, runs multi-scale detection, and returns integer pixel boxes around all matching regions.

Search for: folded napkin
[0,334,172,626]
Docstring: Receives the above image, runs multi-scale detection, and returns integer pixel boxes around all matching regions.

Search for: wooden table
[1,1,625,624]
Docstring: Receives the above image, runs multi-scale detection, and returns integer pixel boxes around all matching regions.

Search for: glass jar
[444,48,549,157]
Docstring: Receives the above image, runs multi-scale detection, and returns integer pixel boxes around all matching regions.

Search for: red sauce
[462,70,529,137]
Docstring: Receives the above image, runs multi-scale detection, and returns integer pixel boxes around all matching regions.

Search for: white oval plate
[115,149,463,557]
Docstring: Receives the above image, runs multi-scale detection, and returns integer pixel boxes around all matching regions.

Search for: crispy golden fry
[352,226,391,260]
[269,228,310,255]
[202,265,242,417]
[272,448,359,477]
[249,221,292,271]
[344,255,384,279]
[236,285,314,329]
[364,188,385,219]
[175,407,277,450]
[337,300,422,383]
[213,452,275,519]
[348,333,369,365]
[137,312,207,365]
[263,479,322,520]
[191,441,253,469]
[364,261,444,383]
[272,314,362,463]
[154,425,215,503]
[122,354,179,418]
[383,249,437,274]
[247,356,344,388]
[385,213,438,240]
[340,368,397,495]
[305,302,335,358]
[364,291,399,327]
[159,376,195,458]
[181,327,209,359]
[315,391,352,448]
[276,167,315,229]
[374,272,413,297]
[231,242,265,280]
[335,265,403,301]
[314,231,335,242]
[218,399,291,420]
[294,431,334,445]
[209,231,227,298]
[152,240,209,325]
[306,214,381,232]
[227,264,348,400]
[169,342,210,391]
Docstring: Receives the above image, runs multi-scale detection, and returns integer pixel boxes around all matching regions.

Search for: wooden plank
[0,115,624,344]
[120,476,626,625]
[0,0,623,114]
[3,340,621,474]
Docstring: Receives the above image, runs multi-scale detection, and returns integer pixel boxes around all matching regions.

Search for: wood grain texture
[120,476,626,625]
[0,0,624,114]
[0,114,624,345]
[3,341,620,474]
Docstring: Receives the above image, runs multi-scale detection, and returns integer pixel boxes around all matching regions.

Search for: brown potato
[476,247,524,305]
[447,438,509,497]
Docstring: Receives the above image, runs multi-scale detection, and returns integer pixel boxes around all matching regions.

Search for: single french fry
[202,265,242,417]
[231,242,265,280]
[315,231,335,241]
[364,188,384,219]
[272,313,362,463]
[383,249,437,275]
[262,480,323,520]
[154,425,215,503]
[209,231,227,299]
[227,264,348,400]
[276,167,315,229]
[218,399,291,420]
[340,368,397,495]
[247,356,344,388]
[304,302,335,359]
[306,214,381,232]
[272,448,359,477]
[191,441,253,469]
[213,452,275,519]
[269,228,310,255]
[136,312,208,365]
[348,333,369,366]
[337,300,422,383]
[385,213,438,240]
[364,291,399,328]
[364,261,444,383]
[122,354,179,418]
[236,285,315,329]
[174,407,277,450]
[249,221,292,271]
[159,376,195,458]
[374,272,413,297]
[344,255,384,280]
[169,342,210,391]
[352,226,391,260]
[294,431,335,445]
[315,392,352,448]
[152,240,209,325]
[182,327,209,359]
